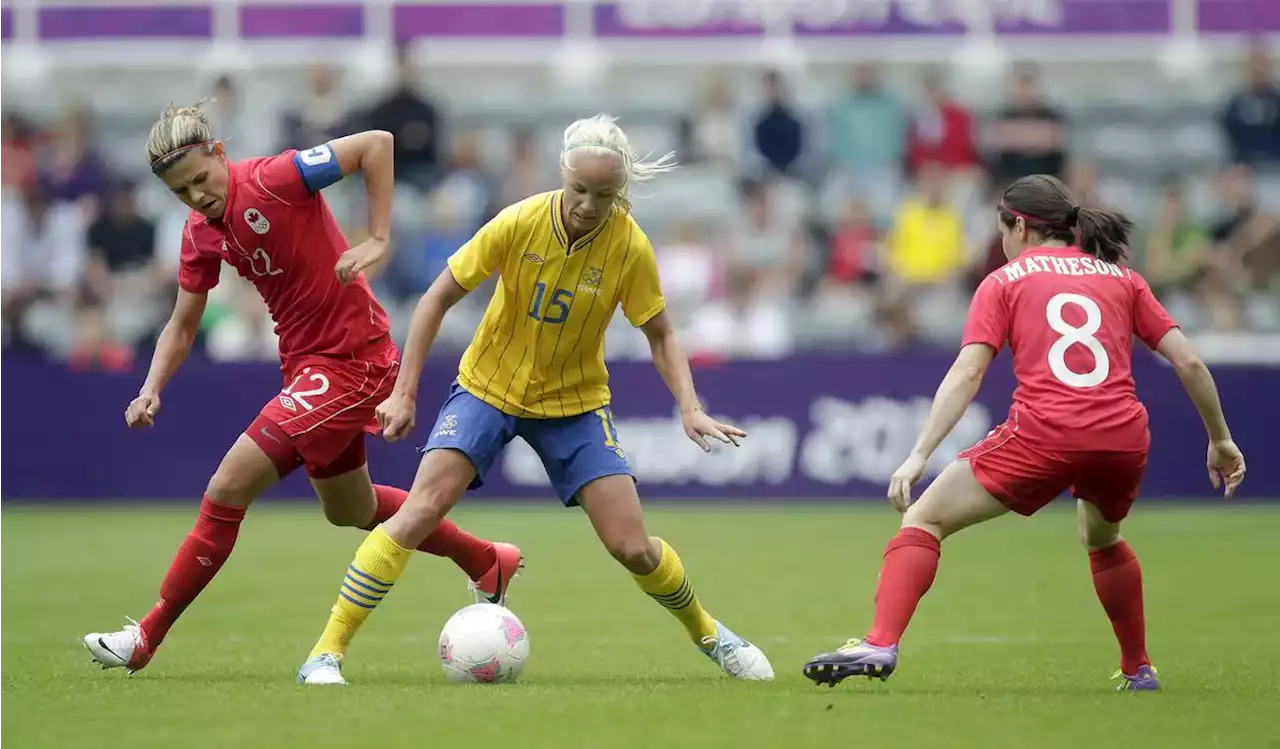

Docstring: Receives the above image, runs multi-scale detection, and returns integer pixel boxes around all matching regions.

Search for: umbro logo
[523,253,545,263]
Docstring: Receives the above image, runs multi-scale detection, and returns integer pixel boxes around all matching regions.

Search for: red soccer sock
[1089,540,1149,675]
[370,485,497,581]
[139,497,246,648]
[866,527,942,647]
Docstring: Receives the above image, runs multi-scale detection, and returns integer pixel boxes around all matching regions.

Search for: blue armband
[293,143,343,193]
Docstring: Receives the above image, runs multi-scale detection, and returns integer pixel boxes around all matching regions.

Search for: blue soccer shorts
[421,381,634,506]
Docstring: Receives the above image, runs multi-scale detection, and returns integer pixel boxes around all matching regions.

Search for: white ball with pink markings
[438,603,530,684]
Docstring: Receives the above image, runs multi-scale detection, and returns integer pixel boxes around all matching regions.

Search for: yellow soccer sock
[309,526,413,659]
[632,538,719,646]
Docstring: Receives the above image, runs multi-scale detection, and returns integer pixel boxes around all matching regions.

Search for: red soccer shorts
[248,338,399,479]
[958,418,1148,523]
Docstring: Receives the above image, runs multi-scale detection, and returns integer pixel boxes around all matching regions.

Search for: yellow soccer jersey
[448,190,666,418]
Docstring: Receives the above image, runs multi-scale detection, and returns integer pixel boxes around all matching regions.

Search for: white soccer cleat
[84,617,153,673]
[297,653,347,685]
[700,620,774,681]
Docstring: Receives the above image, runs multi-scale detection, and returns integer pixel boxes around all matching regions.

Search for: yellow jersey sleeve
[447,206,516,291]
[620,225,666,327]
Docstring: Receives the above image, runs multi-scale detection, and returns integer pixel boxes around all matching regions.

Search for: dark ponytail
[1074,206,1133,264]
[999,174,1134,264]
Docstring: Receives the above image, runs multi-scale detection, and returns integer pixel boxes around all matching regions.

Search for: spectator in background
[366,45,441,190]
[727,178,807,298]
[884,163,968,345]
[1,183,88,354]
[826,63,907,220]
[907,71,978,178]
[500,126,552,207]
[1221,43,1280,169]
[435,131,497,231]
[686,266,794,361]
[73,180,164,369]
[688,76,744,169]
[885,163,966,287]
[1143,181,1210,294]
[2,114,38,195]
[279,63,351,152]
[988,66,1068,189]
[1210,164,1280,291]
[39,107,106,215]
[207,75,274,160]
[752,71,805,178]
[821,198,880,293]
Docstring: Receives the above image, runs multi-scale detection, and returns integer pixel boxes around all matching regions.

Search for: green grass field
[3,503,1278,749]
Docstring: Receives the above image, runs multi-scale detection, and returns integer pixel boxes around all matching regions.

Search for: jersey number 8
[1046,292,1110,388]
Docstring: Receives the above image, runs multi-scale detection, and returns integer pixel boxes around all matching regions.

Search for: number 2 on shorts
[1046,292,1110,388]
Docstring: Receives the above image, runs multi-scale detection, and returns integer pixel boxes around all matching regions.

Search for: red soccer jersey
[178,149,389,367]
[962,245,1177,452]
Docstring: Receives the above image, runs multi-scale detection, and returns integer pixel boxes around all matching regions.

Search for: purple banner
[2,7,13,41]
[3,353,1276,502]
[393,3,564,40]
[1197,0,1280,33]
[37,4,212,40]
[240,3,364,39]
[593,0,1172,38]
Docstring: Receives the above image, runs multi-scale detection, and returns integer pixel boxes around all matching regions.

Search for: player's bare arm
[888,343,996,511]
[1153,328,1246,496]
[640,310,745,453]
[126,288,208,429]
[325,130,395,284]
[377,269,471,442]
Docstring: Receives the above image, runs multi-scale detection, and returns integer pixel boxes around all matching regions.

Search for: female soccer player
[84,103,521,674]
[803,174,1246,692]
[296,114,774,685]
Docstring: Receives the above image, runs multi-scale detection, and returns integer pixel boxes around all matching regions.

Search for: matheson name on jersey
[999,254,1129,284]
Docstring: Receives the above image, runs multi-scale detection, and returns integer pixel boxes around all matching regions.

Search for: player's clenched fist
[376,393,416,442]
[125,392,161,428]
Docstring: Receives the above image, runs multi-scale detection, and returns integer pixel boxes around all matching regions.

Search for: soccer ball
[437,603,529,684]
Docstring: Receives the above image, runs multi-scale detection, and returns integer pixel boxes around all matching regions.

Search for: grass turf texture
[3,503,1277,749]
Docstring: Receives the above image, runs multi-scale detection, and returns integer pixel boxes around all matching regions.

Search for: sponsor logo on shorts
[435,413,458,437]
[244,207,270,235]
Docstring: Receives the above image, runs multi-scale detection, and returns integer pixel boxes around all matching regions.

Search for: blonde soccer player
[297,114,774,685]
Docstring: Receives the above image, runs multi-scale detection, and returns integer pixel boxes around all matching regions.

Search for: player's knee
[1078,519,1122,550]
[603,534,659,574]
[205,470,257,507]
[901,502,946,539]
[401,470,467,526]
[321,501,369,528]
[1076,500,1122,550]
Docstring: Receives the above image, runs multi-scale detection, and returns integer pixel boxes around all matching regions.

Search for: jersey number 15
[1046,292,1110,388]
[528,281,574,324]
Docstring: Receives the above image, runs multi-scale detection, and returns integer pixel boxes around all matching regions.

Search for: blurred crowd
[4,45,1280,369]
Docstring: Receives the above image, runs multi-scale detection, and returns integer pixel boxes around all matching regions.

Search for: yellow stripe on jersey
[447,190,666,419]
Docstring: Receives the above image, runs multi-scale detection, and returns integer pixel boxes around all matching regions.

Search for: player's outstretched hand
[887,453,927,513]
[1207,439,1246,498]
[335,237,389,285]
[376,394,416,443]
[682,409,746,453]
[125,392,160,429]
